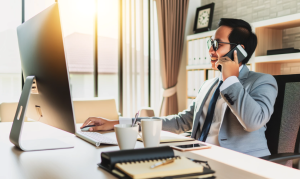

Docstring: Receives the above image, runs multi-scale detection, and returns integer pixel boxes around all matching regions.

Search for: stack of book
[188,37,211,66]
[187,70,205,97]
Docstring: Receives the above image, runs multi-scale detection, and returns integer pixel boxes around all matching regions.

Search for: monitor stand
[9,76,74,151]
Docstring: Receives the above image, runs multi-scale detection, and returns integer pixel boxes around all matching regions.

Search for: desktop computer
[9,2,117,151]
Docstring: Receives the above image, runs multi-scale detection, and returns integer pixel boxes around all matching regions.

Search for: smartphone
[217,44,248,71]
[171,143,211,151]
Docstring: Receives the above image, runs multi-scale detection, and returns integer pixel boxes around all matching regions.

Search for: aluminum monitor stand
[9,76,73,151]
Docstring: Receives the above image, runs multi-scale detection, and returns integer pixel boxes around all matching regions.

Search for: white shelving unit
[186,13,300,106]
[255,53,300,63]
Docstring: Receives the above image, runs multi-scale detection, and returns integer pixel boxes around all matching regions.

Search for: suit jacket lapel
[191,65,250,139]
[218,65,250,132]
[191,77,219,138]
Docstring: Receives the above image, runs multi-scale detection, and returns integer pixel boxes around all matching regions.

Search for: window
[0,0,156,117]
[59,0,95,99]
[59,0,120,111]
[0,1,22,103]
[97,0,120,110]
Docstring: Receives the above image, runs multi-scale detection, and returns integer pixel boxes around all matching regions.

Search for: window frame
[21,0,151,116]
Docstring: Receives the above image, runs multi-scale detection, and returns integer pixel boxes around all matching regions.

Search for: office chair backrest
[0,102,18,122]
[266,74,300,155]
[73,98,119,123]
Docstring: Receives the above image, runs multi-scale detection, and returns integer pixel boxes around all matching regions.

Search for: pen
[150,158,175,169]
[132,110,140,127]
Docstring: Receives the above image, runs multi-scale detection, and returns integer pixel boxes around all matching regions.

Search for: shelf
[255,52,300,63]
[252,13,300,29]
[186,64,212,70]
[187,30,216,41]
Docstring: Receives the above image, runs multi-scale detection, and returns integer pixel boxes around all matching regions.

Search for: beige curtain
[122,0,149,117]
[155,0,189,116]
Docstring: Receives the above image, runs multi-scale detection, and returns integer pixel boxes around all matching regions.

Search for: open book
[137,131,195,143]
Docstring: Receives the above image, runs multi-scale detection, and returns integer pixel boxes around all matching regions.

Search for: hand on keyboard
[80,117,119,131]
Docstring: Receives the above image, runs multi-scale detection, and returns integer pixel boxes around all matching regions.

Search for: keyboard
[76,131,118,147]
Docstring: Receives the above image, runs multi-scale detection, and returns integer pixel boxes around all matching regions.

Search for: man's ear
[241,45,245,49]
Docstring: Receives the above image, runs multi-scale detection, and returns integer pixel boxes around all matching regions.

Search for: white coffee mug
[114,124,138,150]
[138,118,162,148]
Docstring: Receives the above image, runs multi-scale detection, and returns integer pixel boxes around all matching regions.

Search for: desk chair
[139,108,155,117]
[0,102,19,122]
[260,74,300,169]
[73,98,119,123]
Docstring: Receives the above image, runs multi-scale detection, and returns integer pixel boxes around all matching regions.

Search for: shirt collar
[219,65,244,82]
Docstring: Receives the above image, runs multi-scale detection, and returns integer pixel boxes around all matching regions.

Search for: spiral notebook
[98,146,215,179]
[115,156,205,179]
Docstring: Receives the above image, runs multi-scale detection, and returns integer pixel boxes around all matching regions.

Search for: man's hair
[218,18,257,64]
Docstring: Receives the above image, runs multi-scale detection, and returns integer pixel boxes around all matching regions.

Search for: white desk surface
[0,122,300,179]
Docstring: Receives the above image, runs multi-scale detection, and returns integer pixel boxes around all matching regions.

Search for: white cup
[138,118,162,148]
[114,124,138,150]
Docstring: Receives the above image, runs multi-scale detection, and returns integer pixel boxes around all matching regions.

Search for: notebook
[137,131,195,143]
[98,146,215,179]
[115,156,204,179]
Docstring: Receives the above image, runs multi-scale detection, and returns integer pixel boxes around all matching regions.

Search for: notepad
[137,131,195,143]
[115,156,204,179]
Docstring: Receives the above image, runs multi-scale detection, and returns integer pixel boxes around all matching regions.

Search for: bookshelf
[186,13,300,107]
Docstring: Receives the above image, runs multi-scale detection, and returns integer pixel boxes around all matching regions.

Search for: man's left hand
[216,50,240,81]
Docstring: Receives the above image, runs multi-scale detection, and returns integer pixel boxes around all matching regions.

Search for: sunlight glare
[76,0,95,16]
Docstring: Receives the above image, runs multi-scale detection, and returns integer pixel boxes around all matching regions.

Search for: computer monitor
[9,3,76,151]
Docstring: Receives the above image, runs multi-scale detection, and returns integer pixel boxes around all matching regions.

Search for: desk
[0,122,300,179]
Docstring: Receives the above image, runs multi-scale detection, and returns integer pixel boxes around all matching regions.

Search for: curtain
[122,0,149,117]
[155,0,189,116]
[150,0,163,117]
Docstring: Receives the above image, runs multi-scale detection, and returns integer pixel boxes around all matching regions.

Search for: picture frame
[193,3,215,33]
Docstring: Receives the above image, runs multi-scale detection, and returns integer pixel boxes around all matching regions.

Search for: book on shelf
[191,40,196,65]
[199,70,205,90]
[187,70,195,97]
[192,70,199,96]
[215,70,220,78]
[205,37,211,65]
[207,70,215,80]
[188,41,193,66]
[187,98,194,108]
[195,39,200,65]
[194,70,205,96]
[199,38,204,65]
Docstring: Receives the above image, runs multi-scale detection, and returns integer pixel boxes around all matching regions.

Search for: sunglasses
[207,38,238,51]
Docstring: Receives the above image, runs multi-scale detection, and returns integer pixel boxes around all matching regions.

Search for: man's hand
[80,117,119,131]
[216,50,240,81]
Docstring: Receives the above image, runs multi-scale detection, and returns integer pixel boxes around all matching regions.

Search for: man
[81,18,278,157]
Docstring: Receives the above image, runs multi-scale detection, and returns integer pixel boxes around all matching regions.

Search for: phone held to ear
[217,44,248,71]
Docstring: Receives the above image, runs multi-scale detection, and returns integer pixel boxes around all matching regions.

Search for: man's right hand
[80,117,119,131]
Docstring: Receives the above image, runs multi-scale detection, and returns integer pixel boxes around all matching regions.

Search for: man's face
[209,26,233,70]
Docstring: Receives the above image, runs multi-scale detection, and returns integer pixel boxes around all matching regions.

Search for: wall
[177,0,201,112]
[201,0,300,30]
[177,0,300,111]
